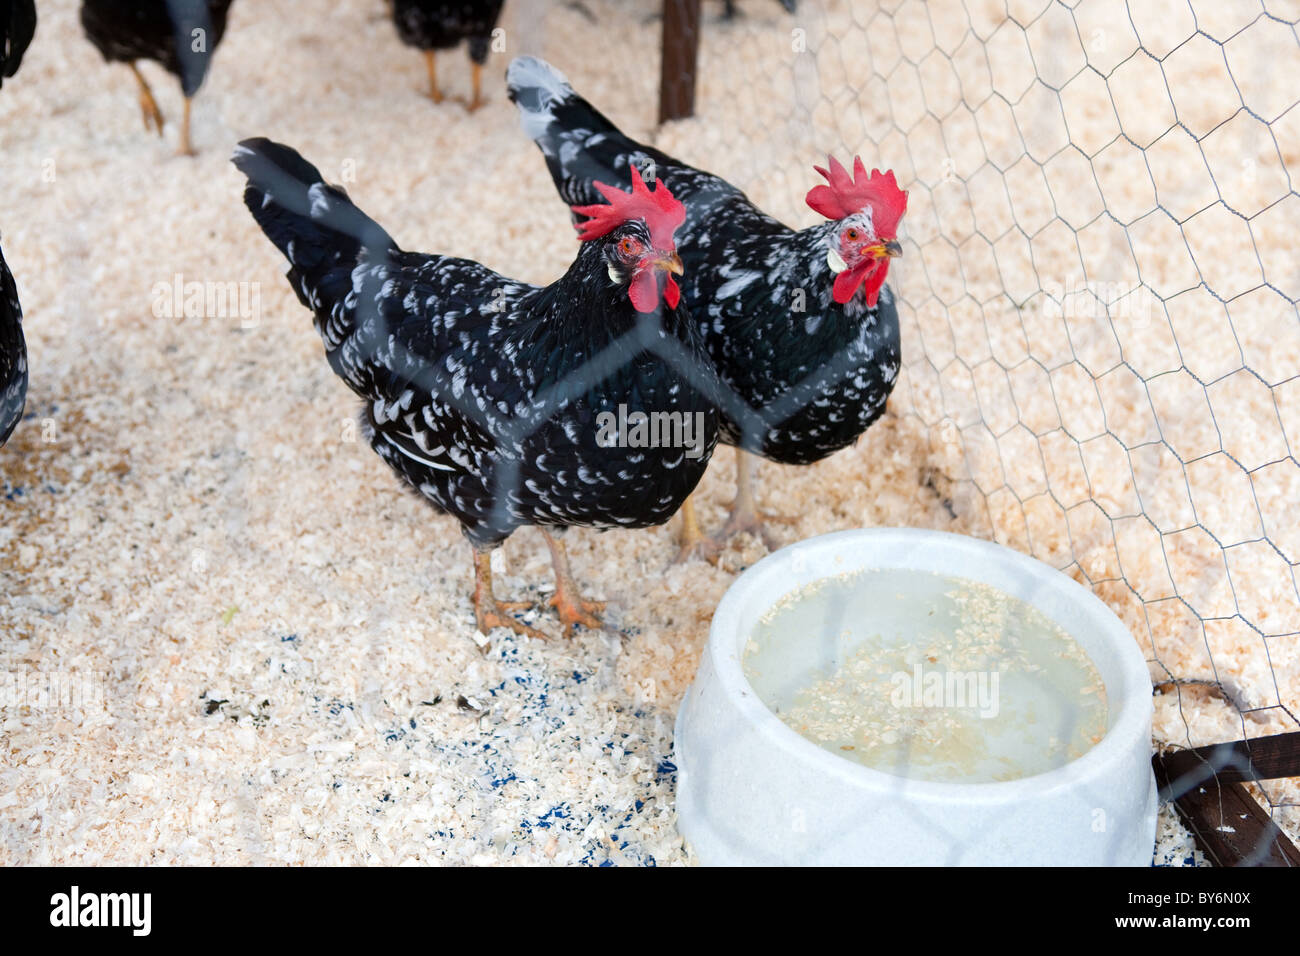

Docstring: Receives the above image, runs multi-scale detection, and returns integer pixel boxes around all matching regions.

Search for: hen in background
[390,0,505,111]
[233,139,717,639]
[0,239,26,447]
[509,56,906,561]
[1,0,35,91]
[80,0,236,155]
[721,0,796,19]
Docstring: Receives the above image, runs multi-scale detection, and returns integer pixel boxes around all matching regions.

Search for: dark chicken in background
[80,0,236,155]
[233,139,717,639]
[1,0,35,91]
[647,1,795,26]
[721,0,797,19]
[509,56,906,561]
[390,0,505,111]
[0,239,26,447]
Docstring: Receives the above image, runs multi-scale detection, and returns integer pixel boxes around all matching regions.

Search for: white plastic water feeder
[674,528,1157,866]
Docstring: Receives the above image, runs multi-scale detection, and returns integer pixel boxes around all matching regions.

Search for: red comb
[806,156,907,238]
[572,166,686,251]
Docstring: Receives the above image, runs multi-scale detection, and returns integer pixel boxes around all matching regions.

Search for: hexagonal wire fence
[634,0,1300,862]
[138,0,1298,862]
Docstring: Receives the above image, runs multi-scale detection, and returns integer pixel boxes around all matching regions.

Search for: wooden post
[659,0,702,124]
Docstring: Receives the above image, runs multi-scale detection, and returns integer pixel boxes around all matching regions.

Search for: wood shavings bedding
[1,0,1292,865]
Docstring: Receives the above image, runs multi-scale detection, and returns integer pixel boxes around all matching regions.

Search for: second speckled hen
[509,56,908,561]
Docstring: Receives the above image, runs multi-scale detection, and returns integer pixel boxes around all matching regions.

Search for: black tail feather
[506,56,658,209]
[232,137,396,312]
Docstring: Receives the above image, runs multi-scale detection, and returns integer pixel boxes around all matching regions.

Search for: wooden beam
[659,0,702,124]
[1154,747,1300,867]
[1156,731,1300,786]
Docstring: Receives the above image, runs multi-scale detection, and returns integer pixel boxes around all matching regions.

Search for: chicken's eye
[619,237,642,257]
[844,228,860,243]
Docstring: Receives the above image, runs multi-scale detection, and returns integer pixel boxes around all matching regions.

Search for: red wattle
[629,271,660,313]
[832,261,891,307]
[832,263,869,304]
[629,270,680,313]
[663,276,681,309]
[862,263,890,308]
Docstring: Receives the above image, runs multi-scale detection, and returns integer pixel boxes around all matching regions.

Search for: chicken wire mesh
[637,0,1300,861]
[2,0,1296,866]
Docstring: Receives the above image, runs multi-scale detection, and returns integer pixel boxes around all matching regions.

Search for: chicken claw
[541,529,611,637]
[472,549,546,640]
[671,496,720,564]
[706,451,797,557]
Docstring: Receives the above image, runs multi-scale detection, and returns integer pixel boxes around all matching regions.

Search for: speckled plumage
[391,0,504,65]
[233,138,719,550]
[0,240,26,447]
[80,0,234,96]
[508,57,901,467]
[1,0,35,90]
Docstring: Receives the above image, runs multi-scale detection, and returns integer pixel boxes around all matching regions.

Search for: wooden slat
[659,0,702,124]
[1154,752,1300,867]
[1158,731,1300,786]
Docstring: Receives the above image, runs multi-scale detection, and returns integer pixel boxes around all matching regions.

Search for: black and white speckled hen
[390,0,505,111]
[232,138,718,638]
[1,0,36,91]
[80,0,235,155]
[0,238,26,447]
[508,56,907,560]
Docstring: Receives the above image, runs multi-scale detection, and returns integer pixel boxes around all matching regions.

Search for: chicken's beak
[652,251,685,275]
[868,240,904,259]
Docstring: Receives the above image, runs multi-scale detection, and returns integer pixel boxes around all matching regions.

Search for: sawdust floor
[5,0,1293,864]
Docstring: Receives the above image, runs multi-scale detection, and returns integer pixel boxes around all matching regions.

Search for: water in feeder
[743,569,1108,784]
